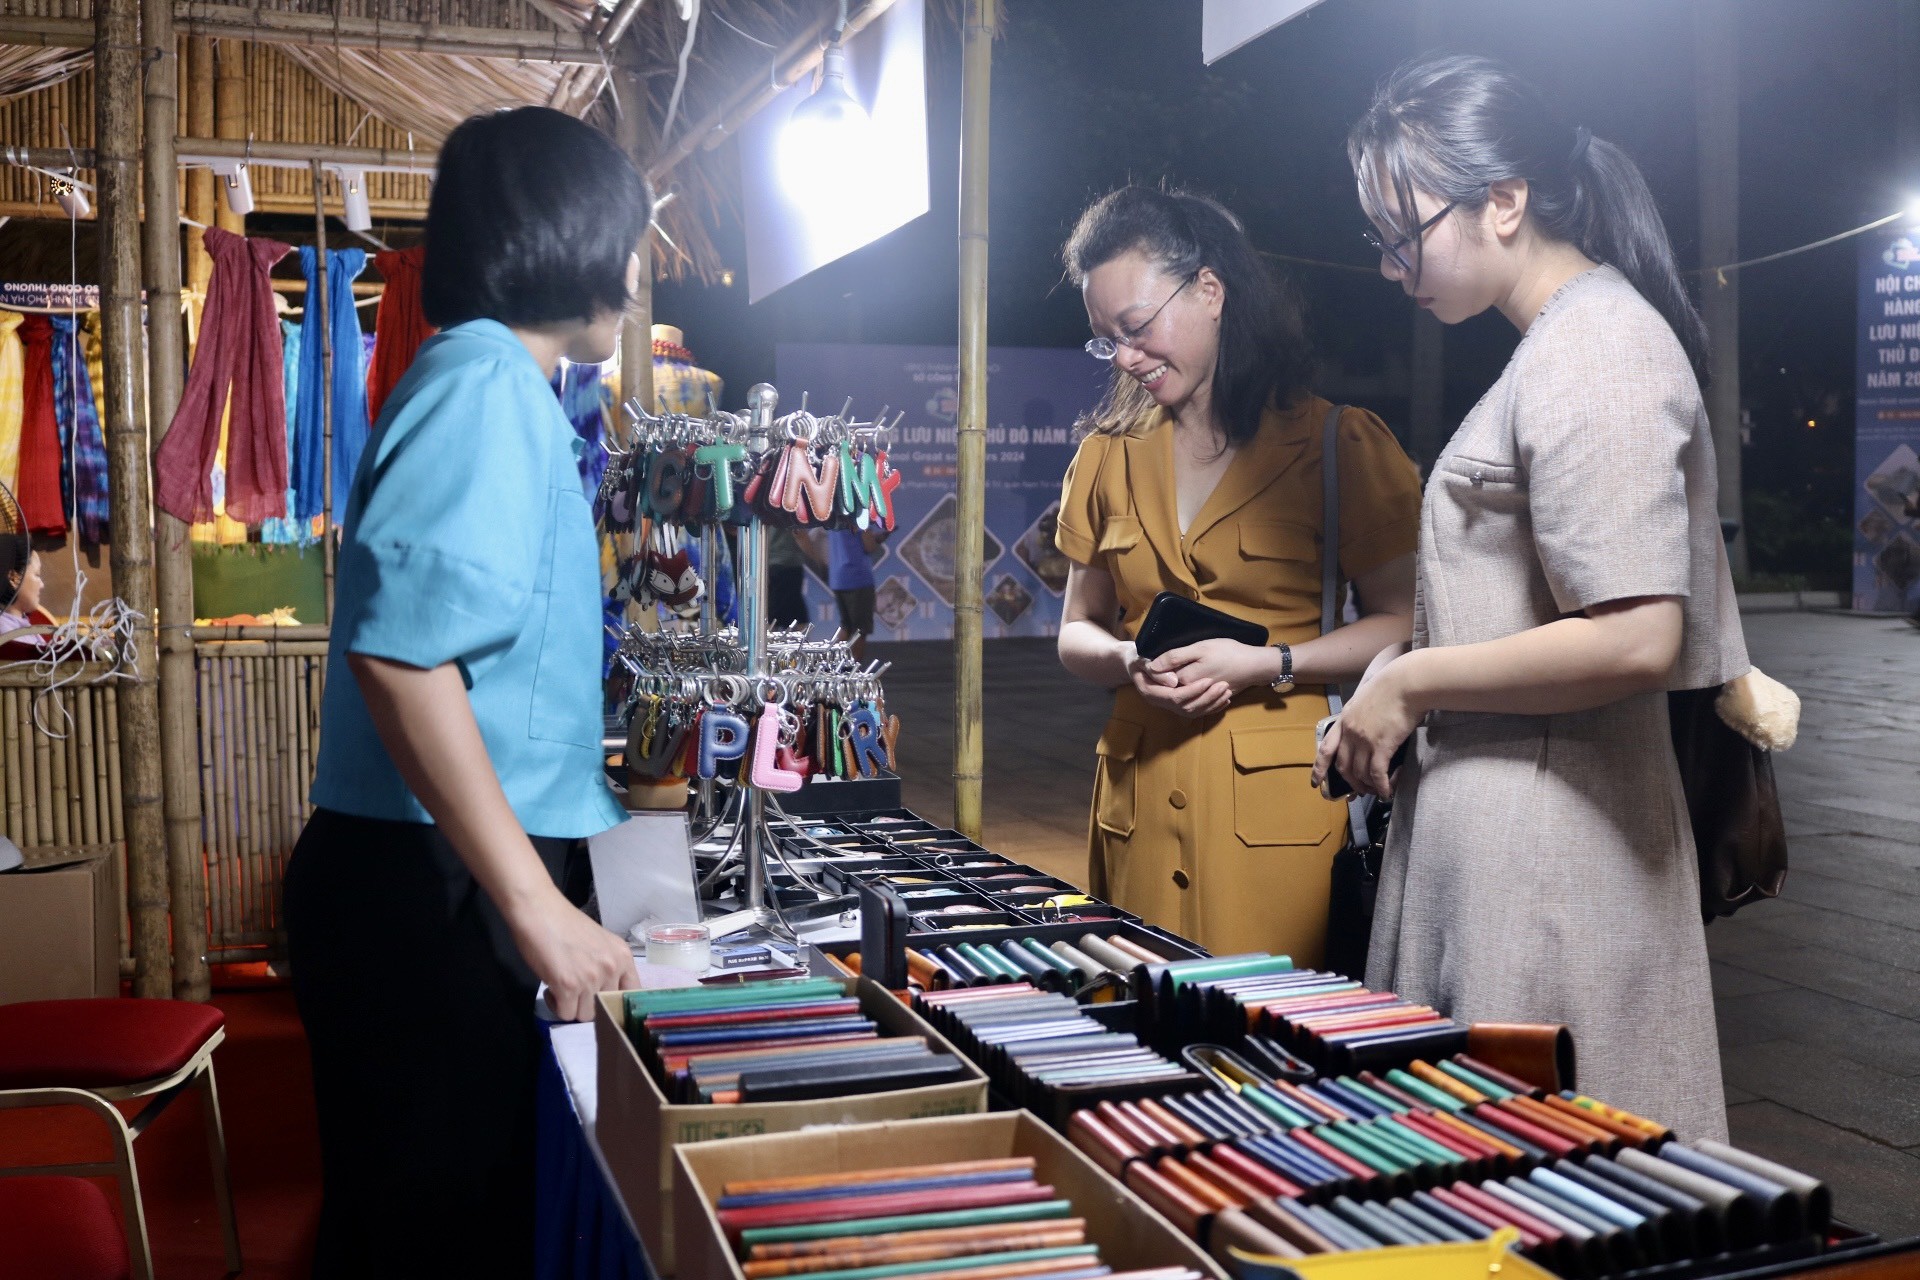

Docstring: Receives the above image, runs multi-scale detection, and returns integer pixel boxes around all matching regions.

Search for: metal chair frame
[0,1026,242,1280]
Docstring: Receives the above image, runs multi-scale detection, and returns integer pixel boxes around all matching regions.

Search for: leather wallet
[1133,592,1267,660]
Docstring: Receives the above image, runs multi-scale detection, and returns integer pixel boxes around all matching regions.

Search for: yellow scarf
[0,311,24,496]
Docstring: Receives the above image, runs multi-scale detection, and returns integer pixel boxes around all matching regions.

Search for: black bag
[1312,405,1391,982]
[1668,686,1789,922]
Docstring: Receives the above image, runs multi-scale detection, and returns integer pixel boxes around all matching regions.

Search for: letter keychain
[698,706,750,780]
[749,705,805,792]
[695,443,747,519]
[848,702,890,778]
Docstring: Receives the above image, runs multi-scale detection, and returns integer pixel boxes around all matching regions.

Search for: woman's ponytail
[1567,135,1709,381]
[1349,54,1709,384]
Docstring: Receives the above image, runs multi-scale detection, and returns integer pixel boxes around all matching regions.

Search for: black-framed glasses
[1085,274,1195,361]
[1362,201,1459,274]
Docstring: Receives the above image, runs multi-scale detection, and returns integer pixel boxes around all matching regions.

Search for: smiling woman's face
[1081,248,1223,414]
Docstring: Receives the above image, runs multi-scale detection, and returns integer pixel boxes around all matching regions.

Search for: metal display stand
[607,382,899,942]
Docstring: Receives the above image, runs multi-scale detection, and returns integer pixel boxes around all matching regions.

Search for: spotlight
[780,43,872,200]
[51,175,89,219]
[212,160,253,216]
[340,168,371,232]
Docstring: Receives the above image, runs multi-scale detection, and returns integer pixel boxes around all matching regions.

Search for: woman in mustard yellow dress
[1055,187,1422,965]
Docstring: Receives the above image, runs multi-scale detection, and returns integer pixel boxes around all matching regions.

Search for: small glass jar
[644,922,712,972]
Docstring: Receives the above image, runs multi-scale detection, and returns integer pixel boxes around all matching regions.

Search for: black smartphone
[1322,739,1410,798]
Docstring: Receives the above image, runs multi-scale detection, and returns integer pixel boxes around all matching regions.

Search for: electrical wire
[659,0,702,146]
[0,158,143,737]
[711,9,776,49]
[1686,209,1910,282]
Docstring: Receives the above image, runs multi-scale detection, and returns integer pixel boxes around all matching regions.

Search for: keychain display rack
[601,382,904,938]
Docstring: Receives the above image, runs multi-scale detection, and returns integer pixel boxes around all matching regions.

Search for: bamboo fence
[1,639,327,967]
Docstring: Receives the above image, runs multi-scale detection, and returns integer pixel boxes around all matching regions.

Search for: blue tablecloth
[536,1022,652,1280]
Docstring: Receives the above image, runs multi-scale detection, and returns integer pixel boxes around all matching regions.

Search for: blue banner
[774,344,1107,640]
[1854,225,1920,612]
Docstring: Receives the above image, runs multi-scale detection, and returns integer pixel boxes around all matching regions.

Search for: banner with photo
[774,343,1108,640]
[1854,224,1920,612]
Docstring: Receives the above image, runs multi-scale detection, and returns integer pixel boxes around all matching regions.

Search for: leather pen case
[1615,1147,1764,1250]
[1694,1138,1831,1234]
[743,1228,1095,1280]
[718,1167,1040,1211]
[718,1181,1063,1239]
[1466,1022,1576,1094]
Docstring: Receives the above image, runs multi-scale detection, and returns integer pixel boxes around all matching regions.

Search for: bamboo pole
[613,66,654,415]
[97,0,174,998]
[11,137,438,176]
[0,9,610,63]
[197,655,222,950]
[2,690,22,841]
[952,0,992,841]
[76,689,99,844]
[213,39,245,235]
[311,160,336,622]
[185,37,215,297]
[145,0,211,1001]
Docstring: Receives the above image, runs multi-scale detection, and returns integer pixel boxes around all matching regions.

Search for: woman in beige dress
[1319,55,1748,1142]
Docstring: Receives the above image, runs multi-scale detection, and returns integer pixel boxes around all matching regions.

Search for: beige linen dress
[1367,266,1748,1143]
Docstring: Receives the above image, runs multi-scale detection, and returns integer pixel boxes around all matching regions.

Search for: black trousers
[284,808,591,1278]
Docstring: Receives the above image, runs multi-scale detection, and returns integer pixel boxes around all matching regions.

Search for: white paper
[587,812,700,942]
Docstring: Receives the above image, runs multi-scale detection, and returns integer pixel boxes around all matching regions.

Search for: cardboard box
[596,975,989,1274]
[673,1111,1230,1280]
[0,851,119,1003]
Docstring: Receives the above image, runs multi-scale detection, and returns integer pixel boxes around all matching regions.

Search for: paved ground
[872,610,1920,1239]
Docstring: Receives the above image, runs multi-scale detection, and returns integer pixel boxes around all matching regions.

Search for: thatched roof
[1,0,941,282]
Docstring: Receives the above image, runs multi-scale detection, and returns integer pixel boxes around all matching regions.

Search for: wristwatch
[1269,643,1295,695]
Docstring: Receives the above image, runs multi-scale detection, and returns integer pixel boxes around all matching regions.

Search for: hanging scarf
[366,245,432,425]
[15,316,65,535]
[0,311,24,495]
[49,315,111,545]
[292,246,370,523]
[155,226,293,524]
[260,320,315,545]
[552,361,611,497]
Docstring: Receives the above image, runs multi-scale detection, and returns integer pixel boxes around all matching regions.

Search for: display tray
[670,1111,1230,1280]
[594,975,989,1274]
[1609,1224,1899,1280]
[773,771,902,817]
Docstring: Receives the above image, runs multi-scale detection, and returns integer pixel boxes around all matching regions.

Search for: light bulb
[341,168,372,232]
[780,44,872,201]
[213,161,254,216]
[52,176,89,219]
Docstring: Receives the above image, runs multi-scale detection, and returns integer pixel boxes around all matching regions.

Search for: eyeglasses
[1362,201,1458,275]
[1085,274,1195,361]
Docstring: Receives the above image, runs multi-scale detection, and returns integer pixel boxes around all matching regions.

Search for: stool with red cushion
[0,1175,132,1280]
[0,998,242,1280]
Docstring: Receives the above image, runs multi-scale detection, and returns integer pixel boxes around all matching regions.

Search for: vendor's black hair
[0,535,28,611]
[1064,186,1313,446]
[1349,54,1708,382]
[422,106,654,329]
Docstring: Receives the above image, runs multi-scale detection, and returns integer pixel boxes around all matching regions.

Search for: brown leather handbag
[1667,686,1789,922]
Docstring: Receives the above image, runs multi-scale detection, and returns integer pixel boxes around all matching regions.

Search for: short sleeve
[337,357,548,675]
[1515,296,1694,613]
[1055,433,1112,566]
[1334,407,1422,580]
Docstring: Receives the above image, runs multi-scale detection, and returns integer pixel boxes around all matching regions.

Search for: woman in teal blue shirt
[285,106,649,1277]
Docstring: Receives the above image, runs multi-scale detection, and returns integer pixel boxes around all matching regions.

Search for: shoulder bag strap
[1319,404,1375,850]
[1320,403,1345,711]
